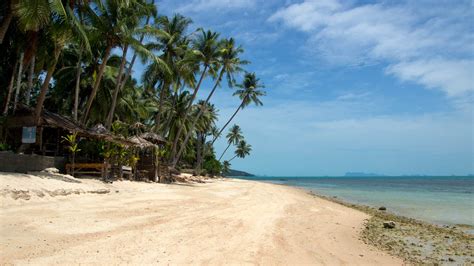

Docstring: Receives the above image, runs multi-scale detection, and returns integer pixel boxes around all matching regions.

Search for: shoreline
[244,179,473,264]
[1,171,401,265]
[308,191,473,264]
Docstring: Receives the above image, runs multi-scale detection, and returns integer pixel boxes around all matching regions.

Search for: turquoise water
[237,176,474,227]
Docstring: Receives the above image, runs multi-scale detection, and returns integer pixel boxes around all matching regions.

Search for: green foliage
[61,132,81,154]
[0,1,261,175]
[0,143,11,151]
[203,154,222,176]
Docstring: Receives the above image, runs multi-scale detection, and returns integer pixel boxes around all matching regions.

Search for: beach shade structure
[139,132,167,145]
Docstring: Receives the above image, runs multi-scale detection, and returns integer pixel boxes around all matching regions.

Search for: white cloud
[268,0,474,97]
[177,0,255,13]
[386,59,474,97]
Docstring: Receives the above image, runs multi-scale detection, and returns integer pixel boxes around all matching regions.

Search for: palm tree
[229,140,251,162]
[222,160,231,175]
[218,124,242,161]
[171,38,247,168]
[212,72,265,145]
[81,0,134,124]
[105,0,160,129]
[194,100,217,173]
[34,20,74,124]
[169,29,220,159]
[33,3,90,124]
[150,14,193,132]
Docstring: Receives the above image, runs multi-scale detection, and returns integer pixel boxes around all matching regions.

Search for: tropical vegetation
[0,0,265,177]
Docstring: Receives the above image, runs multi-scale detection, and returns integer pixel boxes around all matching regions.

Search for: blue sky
[142,0,473,176]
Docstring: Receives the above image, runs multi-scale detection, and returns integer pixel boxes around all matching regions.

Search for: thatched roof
[127,136,157,149]
[140,132,166,144]
[5,106,138,147]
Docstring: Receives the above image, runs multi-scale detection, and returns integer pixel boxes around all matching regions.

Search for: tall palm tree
[150,14,193,132]
[33,3,90,124]
[229,140,251,162]
[105,0,160,129]
[212,72,265,145]
[34,20,74,124]
[111,0,156,122]
[218,124,242,161]
[169,29,220,158]
[171,38,247,168]
[81,0,134,124]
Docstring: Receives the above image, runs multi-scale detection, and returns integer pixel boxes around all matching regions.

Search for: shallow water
[237,176,474,226]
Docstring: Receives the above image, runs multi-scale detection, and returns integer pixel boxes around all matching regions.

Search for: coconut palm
[82,0,156,124]
[171,38,247,168]
[169,29,220,159]
[212,72,265,145]
[218,125,242,161]
[149,14,193,131]
[105,0,161,129]
[229,140,251,162]
[33,3,90,124]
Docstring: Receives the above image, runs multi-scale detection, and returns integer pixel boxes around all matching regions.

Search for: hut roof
[4,106,136,147]
[127,136,157,149]
[139,132,166,144]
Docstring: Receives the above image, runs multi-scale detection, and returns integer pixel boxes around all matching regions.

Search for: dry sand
[0,172,402,265]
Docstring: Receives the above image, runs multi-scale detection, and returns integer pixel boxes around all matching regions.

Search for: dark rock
[448,258,455,262]
[379,206,387,211]
[383,221,396,229]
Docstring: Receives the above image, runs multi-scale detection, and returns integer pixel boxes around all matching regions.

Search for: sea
[236,176,474,227]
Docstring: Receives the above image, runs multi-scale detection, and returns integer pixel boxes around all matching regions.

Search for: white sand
[0,172,402,265]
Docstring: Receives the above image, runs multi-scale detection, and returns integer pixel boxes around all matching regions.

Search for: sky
[141,0,474,176]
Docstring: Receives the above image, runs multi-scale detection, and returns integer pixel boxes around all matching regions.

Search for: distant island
[344,172,384,177]
[226,169,255,177]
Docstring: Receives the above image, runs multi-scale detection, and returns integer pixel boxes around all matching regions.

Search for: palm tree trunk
[82,44,113,124]
[13,52,24,112]
[169,65,208,160]
[195,132,203,174]
[163,86,180,137]
[73,48,83,121]
[117,11,151,94]
[2,57,18,115]
[228,154,238,162]
[0,12,13,44]
[218,142,232,162]
[155,81,168,131]
[105,44,129,129]
[171,68,225,168]
[34,50,61,125]
[211,98,246,146]
[25,56,35,105]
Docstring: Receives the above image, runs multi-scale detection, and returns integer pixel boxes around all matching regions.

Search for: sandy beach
[0,172,401,265]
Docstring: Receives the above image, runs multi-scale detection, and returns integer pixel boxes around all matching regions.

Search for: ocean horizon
[236,175,474,228]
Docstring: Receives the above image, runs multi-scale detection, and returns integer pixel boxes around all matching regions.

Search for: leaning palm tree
[212,72,265,145]
[169,29,220,159]
[34,4,90,124]
[229,140,251,162]
[171,38,247,168]
[218,125,243,161]
[149,14,193,131]
[104,0,161,129]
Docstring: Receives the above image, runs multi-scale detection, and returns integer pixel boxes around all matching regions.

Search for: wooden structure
[2,106,169,182]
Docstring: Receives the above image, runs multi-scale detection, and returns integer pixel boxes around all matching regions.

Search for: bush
[0,143,10,151]
[203,155,222,176]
